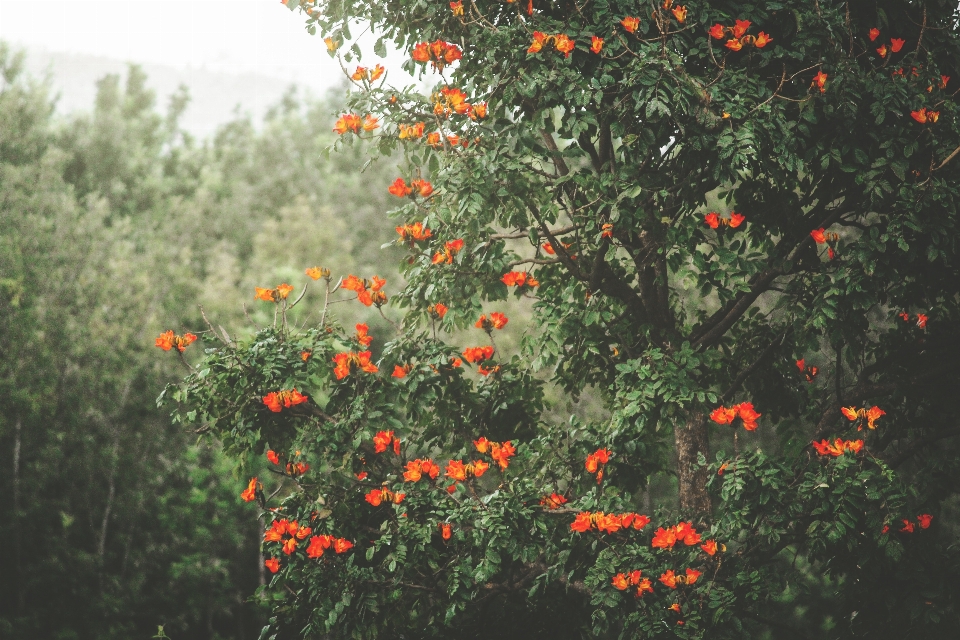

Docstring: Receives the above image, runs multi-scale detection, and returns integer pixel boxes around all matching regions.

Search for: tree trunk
[674,411,712,515]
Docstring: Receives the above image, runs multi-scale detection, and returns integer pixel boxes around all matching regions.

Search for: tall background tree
[171,0,960,638]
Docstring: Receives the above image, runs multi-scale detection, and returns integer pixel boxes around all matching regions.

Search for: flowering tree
[165,0,960,637]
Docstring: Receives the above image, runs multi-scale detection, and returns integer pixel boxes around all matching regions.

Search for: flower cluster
[911,107,940,124]
[709,402,761,431]
[373,430,401,455]
[704,212,745,229]
[396,222,432,244]
[306,534,354,558]
[264,518,313,555]
[571,511,651,534]
[350,64,385,82]
[841,405,885,430]
[444,459,489,482]
[462,345,494,364]
[652,522,702,548]
[540,492,568,509]
[585,448,611,483]
[812,438,864,457]
[612,570,654,596]
[333,113,379,135]
[305,266,331,280]
[810,227,841,259]
[263,389,309,412]
[542,240,572,255]
[884,514,933,534]
[333,351,379,379]
[354,323,373,347]
[155,330,197,352]
[365,487,406,506]
[796,358,819,382]
[475,312,508,332]
[342,274,386,307]
[474,437,516,469]
[527,32,575,57]
[621,17,641,33]
[255,283,294,302]
[431,87,487,120]
[403,458,441,482]
[388,177,433,198]
[428,303,448,319]
[659,568,702,588]
[411,40,463,70]
[501,271,539,289]
[432,239,464,264]
[398,121,425,140]
[708,20,772,50]
[870,29,906,57]
[899,312,928,329]
[240,477,262,502]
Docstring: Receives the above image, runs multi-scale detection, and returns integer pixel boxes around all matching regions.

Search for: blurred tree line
[0,42,399,639]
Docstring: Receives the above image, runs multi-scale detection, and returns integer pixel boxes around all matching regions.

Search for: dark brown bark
[674,412,712,514]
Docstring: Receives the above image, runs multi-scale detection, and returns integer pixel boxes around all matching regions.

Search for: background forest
[0,42,400,639]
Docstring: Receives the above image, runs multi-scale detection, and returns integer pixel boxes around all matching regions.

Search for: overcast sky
[0,0,404,91]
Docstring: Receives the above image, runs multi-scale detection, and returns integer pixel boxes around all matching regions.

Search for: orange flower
[373,430,397,454]
[725,39,743,51]
[636,578,654,595]
[355,471,368,480]
[370,64,385,81]
[527,31,547,54]
[601,223,614,239]
[671,5,687,23]
[411,179,433,198]
[729,213,746,228]
[396,222,432,243]
[708,23,726,39]
[541,492,568,509]
[901,519,915,533]
[918,514,933,529]
[659,570,679,588]
[876,44,888,57]
[570,512,593,532]
[403,459,424,482]
[332,351,379,380]
[732,19,751,38]
[754,31,772,47]
[940,75,949,89]
[254,283,294,303]
[439,523,453,540]
[590,36,604,54]
[620,513,651,530]
[388,178,413,197]
[612,573,630,590]
[241,477,260,502]
[685,568,702,585]
[501,271,539,288]
[674,521,701,546]
[489,440,516,470]
[475,312,509,331]
[596,513,622,534]
[449,1,463,16]
[155,330,197,352]
[554,34,575,57]
[890,38,905,53]
[266,450,280,465]
[428,303,448,319]
[709,406,737,425]
[398,122,426,140]
[474,437,491,453]
[411,40,462,70]
[282,537,298,555]
[351,66,368,81]
[432,238,465,264]
[585,448,611,476]
[305,266,330,280]
[704,212,720,229]
[364,116,381,134]
[306,535,330,558]
[355,323,373,347]
[265,558,280,573]
[392,364,411,379]
[812,71,828,93]
[911,108,935,124]
[652,527,678,549]
[734,402,761,431]
[469,102,488,119]
[445,460,467,482]
[262,389,309,412]
[701,539,718,556]
[334,538,354,553]
[869,28,880,41]
[471,460,489,477]
[463,346,495,364]
[916,313,928,328]
[324,37,338,51]
[621,16,640,33]
[865,406,885,429]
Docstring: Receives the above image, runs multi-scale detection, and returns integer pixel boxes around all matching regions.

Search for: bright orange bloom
[636,578,654,595]
[754,31,772,47]
[396,222,432,243]
[869,28,880,41]
[541,492,568,509]
[411,40,462,70]
[428,303,448,319]
[501,271,539,288]
[432,239,465,265]
[708,23,726,39]
[332,351,379,380]
[351,66,368,81]
[601,223,614,239]
[916,313,928,328]
[597,514,623,534]
[612,573,629,590]
[365,487,404,506]
[282,537,298,555]
[590,36,604,54]
[570,512,593,532]
[734,402,761,431]
[475,312,509,331]
[370,64,385,81]
[810,228,828,243]
[334,538,354,553]
[398,122,426,140]
[877,44,888,57]
[841,406,860,422]
[155,330,197,352]
[411,179,433,198]
[685,568,702,585]
[373,430,396,454]
[241,477,260,502]
[701,539,718,556]
[295,525,312,540]
[585,448,611,476]
[890,38,905,53]
[474,437,491,453]
[439,523,453,540]
[463,346,495,364]
[355,323,373,347]
[469,102,488,119]
[865,406,885,429]
[671,5,687,23]
[812,71,828,93]
[263,389,309,412]
[355,471,368,480]
[403,459,437,482]
[267,450,280,465]
[709,406,737,425]
[471,460,489,477]
[305,266,330,280]
[449,1,463,16]
[901,519,915,533]
[554,34,575,57]
[306,535,331,558]
[675,521,701,546]
[918,514,933,529]
[333,113,362,135]
[445,460,468,482]
[704,212,720,229]
[729,213,746,228]
[812,438,863,456]
[660,570,679,588]
[652,527,678,549]
[620,513,651,530]
[911,108,931,123]
[265,558,280,573]
[725,39,743,51]
[388,177,413,197]
[255,283,294,302]
[621,16,640,33]
[528,31,547,53]
[940,75,950,89]
[392,364,411,379]
[732,19,751,38]
[490,440,516,470]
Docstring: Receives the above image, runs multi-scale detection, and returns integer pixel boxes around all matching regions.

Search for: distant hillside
[19,46,347,136]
